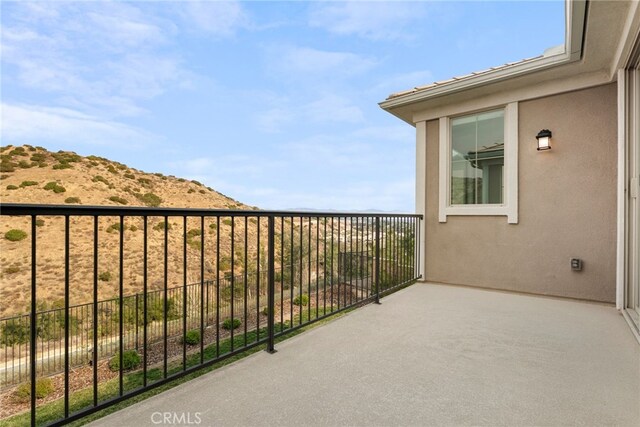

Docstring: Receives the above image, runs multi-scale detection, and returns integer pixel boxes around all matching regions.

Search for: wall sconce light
[536,129,552,151]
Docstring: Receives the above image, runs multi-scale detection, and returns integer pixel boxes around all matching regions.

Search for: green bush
[183,329,201,345]
[191,180,202,186]
[64,197,81,204]
[107,165,118,174]
[137,192,161,207]
[30,153,46,162]
[106,223,121,233]
[18,160,34,168]
[19,180,38,187]
[187,229,202,238]
[109,350,141,372]
[293,294,309,306]
[222,318,241,330]
[52,162,72,170]
[0,160,16,172]
[43,181,65,193]
[99,271,112,282]
[6,184,18,190]
[5,229,27,242]
[12,378,54,403]
[137,177,152,186]
[153,221,172,231]
[222,219,233,227]
[35,219,45,227]
[187,188,195,194]
[109,195,127,205]
[124,173,135,179]
[4,266,20,274]
[1,319,29,345]
[92,175,110,185]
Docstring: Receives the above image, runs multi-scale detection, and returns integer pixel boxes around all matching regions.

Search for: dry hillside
[0,145,272,318]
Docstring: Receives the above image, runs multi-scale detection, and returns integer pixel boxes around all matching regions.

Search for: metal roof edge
[379,0,587,113]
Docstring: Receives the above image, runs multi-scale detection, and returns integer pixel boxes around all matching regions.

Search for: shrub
[109,195,127,205]
[1,319,30,346]
[153,221,172,231]
[129,225,138,232]
[38,162,47,168]
[199,189,206,194]
[98,271,111,281]
[183,329,201,345]
[9,147,27,156]
[5,229,27,242]
[64,197,81,204]
[222,318,241,330]
[30,153,46,162]
[106,223,121,233]
[124,173,135,179]
[4,266,20,274]
[6,184,18,190]
[191,180,202,186]
[0,174,9,180]
[187,229,202,238]
[18,160,35,168]
[12,378,54,403]
[137,177,152,186]
[52,162,72,170]
[0,160,16,172]
[137,192,161,207]
[43,181,66,193]
[109,350,141,372]
[92,175,110,185]
[19,180,38,187]
[107,165,118,174]
[187,188,195,194]
[293,294,309,306]
[222,219,233,226]
[35,219,45,227]
[209,223,217,230]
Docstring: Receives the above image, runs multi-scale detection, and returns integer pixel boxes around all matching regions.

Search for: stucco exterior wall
[422,83,618,303]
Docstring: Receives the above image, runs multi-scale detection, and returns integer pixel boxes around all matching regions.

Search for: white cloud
[267,45,376,79]
[180,1,249,37]
[1,103,156,147]
[303,94,365,124]
[1,2,191,121]
[309,2,428,41]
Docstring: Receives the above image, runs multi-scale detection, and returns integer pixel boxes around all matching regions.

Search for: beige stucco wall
[423,83,618,303]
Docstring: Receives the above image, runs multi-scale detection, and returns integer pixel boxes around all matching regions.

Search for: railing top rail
[0,203,423,219]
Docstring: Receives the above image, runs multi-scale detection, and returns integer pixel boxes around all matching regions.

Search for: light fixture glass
[536,129,552,151]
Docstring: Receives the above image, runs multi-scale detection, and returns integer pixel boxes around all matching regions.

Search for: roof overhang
[379,0,640,125]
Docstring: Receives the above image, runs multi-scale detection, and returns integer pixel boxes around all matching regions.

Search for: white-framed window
[438,102,518,224]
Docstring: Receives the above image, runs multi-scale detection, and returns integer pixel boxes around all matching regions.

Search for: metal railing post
[266,215,277,353]
[375,216,381,304]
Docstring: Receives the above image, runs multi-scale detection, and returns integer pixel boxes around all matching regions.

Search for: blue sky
[1,1,565,212]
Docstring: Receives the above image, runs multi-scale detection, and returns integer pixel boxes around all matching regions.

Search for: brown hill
[0,145,272,318]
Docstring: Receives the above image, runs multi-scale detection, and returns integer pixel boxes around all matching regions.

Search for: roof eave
[379,0,587,121]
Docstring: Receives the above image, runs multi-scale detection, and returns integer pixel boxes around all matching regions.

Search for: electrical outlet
[571,258,582,271]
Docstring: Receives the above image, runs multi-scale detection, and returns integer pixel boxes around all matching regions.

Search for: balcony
[91,283,640,426]
[0,204,421,426]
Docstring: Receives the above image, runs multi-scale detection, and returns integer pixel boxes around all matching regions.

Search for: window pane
[450,109,504,205]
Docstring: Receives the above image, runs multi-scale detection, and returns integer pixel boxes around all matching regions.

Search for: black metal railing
[0,204,422,426]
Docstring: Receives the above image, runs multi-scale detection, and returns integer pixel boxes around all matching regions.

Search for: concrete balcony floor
[91,283,640,427]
